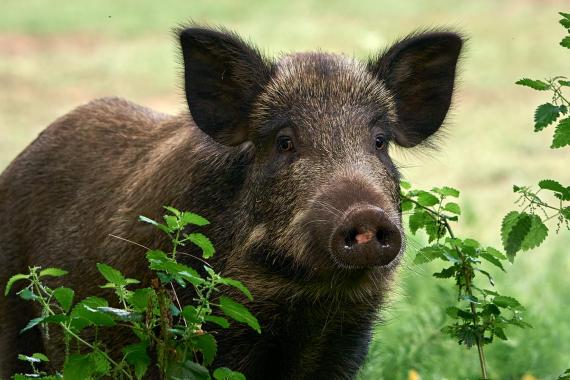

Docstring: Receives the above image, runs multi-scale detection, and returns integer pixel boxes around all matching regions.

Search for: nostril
[376,230,390,247]
[344,229,358,248]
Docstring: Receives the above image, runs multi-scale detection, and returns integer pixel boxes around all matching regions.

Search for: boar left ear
[368,31,463,147]
[179,27,273,145]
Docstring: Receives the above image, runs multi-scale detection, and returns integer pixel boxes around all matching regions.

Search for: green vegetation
[1,1,569,379]
[6,207,256,379]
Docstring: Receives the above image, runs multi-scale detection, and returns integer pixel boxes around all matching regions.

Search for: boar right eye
[277,136,294,153]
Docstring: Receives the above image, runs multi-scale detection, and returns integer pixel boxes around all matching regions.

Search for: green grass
[1,0,569,378]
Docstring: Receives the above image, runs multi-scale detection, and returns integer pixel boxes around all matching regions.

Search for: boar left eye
[375,135,387,150]
[277,136,295,153]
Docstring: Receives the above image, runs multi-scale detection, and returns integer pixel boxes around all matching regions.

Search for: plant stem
[401,195,489,379]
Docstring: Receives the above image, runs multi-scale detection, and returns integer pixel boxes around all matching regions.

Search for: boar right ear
[368,31,463,147]
[179,27,273,145]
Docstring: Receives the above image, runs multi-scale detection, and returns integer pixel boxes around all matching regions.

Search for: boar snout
[330,206,401,268]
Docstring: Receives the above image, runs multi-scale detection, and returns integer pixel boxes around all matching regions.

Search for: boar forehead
[253,52,397,143]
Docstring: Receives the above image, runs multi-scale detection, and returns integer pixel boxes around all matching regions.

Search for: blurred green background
[1,1,569,379]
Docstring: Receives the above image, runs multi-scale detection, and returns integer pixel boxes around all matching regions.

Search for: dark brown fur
[0,27,462,379]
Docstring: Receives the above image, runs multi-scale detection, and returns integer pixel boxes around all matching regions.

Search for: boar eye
[375,135,387,150]
[277,136,294,152]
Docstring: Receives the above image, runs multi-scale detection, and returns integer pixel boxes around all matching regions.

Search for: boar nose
[330,206,401,268]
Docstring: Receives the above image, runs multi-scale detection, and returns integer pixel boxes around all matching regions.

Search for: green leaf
[18,287,37,301]
[414,245,445,264]
[5,273,29,296]
[400,199,413,212]
[219,296,261,333]
[534,103,561,131]
[20,316,46,333]
[70,297,116,332]
[187,233,215,259]
[193,333,217,366]
[181,211,210,226]
[495,327,508,340]
[123,342,150,380]
[166,360,210,380]
[163,206,181,217]
[501,211,532,260]
[562,207,570,220]
[52,287,74,313]
[64,354,95,380]
[139,215,158,226]
[128,288,155,311]
[486,246,507,260]
[538,179,570,199]
[96,263,127,286]
[480,252,505,271]
[416,191,439,207]
[560,80,570,87]
[213,367,246,380]
[408,210,426,234]
[443,202,461,215]
[204,315,230,328]
[218,277,253,301]
[520,214,548,251]
[493,295,523,310]
[400,180,411,190]
[433,266,456,278]
[515,78,551,91]
[39,268,68,278]
[432,186,460,197]
[146,250,204,286]
[32,353,49,362]
[561,35,570,49]
[552,117,570,148]
[96,307,143,322]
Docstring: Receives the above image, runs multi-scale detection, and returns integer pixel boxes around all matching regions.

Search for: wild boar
[0,26,462,379]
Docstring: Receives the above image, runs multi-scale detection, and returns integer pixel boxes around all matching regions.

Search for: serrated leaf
[205,315,230,328]
[414,245,445,264]
[64,354,95,380]
[480,252,505,271]
[123,342,150,380]
[400,180,411,190]
[20,316,45,334]
[187,233,215,259]
[31,353,49,362]
[400,199,413,212]
[218,296,260,333]
[520,214,548,251]
[163,206,181,217]
[218,277,253,301]
[39,268,68,278]
[433,266,456,278]
[561,35,570,49]
[139,215,158,226]
[495,327,508,340]
[443,202,461,215]
[552,117,570,148]
[538,179,568,195]
[487,246,508,260]
[432,186,460,197]
[534,103,561,131]
[559,80,570,87]
[408,210,428,234]
[70,297,115,332]
[53,287,74,313]
[193,333,217,366]
[213,367,246,380]
[181,212,210,227]
[166,360,210,380]
[562,207,570,220]
[96,307,142,322]
[493,295,523,310]
[5,273,29,296]
[128,288,155,311]
[501,211,532,260]
[516,78,550,91]
[146,250,204,286]
[96,263,126,286]
[417,191,439,207]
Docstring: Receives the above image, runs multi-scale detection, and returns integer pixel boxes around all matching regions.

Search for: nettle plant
[400,183,529,379]
[502,11,570,259]
[5,207,258,380]
[403,12,570,380]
